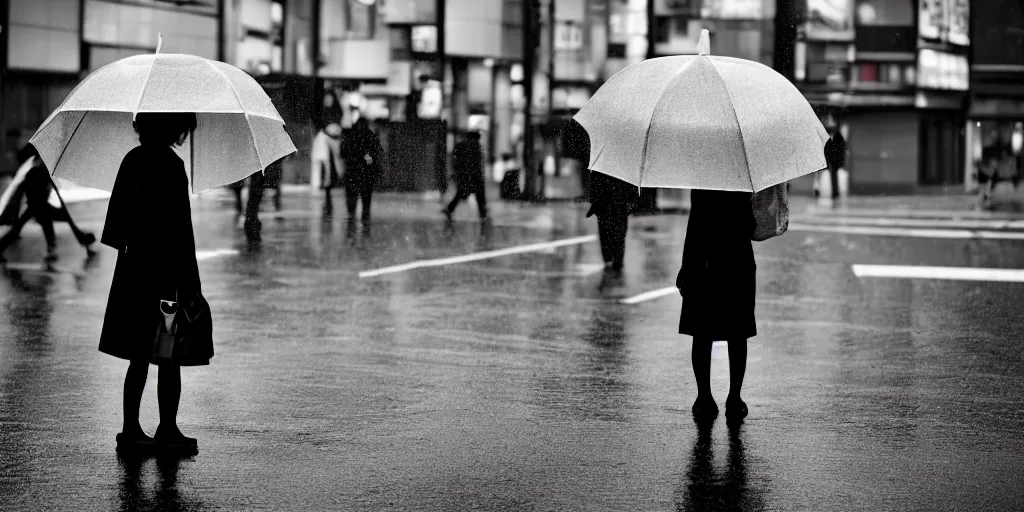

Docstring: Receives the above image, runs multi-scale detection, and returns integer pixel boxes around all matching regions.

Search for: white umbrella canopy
[574,29,829,193]
[29,44,296,193]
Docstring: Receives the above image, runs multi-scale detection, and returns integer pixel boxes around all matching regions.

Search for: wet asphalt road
[1,191,1024,511]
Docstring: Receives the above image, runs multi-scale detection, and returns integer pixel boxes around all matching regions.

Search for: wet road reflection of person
[676,421,768,512]
[117,453,206,511]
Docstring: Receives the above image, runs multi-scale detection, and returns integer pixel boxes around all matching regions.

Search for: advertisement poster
[918,0,945,41]
[947,0,970,46]
[917,48,969,91]
[804,0,854,41]
[702,0,765,19]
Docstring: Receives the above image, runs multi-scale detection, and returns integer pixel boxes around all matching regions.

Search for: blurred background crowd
[1,0,1022,210]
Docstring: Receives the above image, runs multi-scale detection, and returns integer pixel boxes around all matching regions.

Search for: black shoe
[155,426,198,450]
[725,397,748,420]
[442,208,453,222]
[80,233,96,248]
[116,431,157,453]
[692,397,719,420]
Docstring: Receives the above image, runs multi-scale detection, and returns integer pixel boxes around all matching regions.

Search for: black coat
[677,189,757,340]
[98,145,209,365]
[452,137,484,188]
[342,125,384,187]
[586,172,637,218]
[824,132,847,171]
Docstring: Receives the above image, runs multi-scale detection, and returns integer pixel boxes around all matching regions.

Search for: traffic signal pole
[522,0,539,200]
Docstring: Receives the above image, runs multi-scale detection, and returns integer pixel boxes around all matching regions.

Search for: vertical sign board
[946,0,969,46]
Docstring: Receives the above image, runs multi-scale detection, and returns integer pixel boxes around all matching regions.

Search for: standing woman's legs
[726,338,749,418]
[122,360,150,436]
[691,336,714,402]
[157,363,182,433]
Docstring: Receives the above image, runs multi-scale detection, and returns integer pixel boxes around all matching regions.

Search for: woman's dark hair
[17,144,39,165]
[133,112,198,147]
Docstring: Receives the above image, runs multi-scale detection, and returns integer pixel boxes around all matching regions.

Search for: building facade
[965,0,1024,192]
[786,0,970,194]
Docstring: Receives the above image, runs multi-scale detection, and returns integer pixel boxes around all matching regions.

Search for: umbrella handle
[698,29,710,56]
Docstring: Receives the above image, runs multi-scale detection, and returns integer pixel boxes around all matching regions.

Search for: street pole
[546,0,556,196]
[436,0,449,199]
[522,0,539,201]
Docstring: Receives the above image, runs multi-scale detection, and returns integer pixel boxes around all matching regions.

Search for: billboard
[919,0,970,46]
[917,48,969,91]
[805,0,855,41]
[702,0,766,19]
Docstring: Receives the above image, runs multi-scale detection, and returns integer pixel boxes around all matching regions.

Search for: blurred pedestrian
[99,112,208,452]
[586,172,635,277]
[676,189,756,421]
[341,117,383,223]
[443,130,489,221]
[0,144,96,263]
[823,126,847,200]
[562,119,635,278]
[311,122,343,216]
[242,159,285,242]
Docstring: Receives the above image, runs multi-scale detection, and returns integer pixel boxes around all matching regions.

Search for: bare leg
[727,339,748,402]
[691,337,714,400]
[726,338,749,419]
[122,361,150,436]
[157,363,181,431]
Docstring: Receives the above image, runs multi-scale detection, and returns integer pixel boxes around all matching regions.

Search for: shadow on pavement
[676,420,768,511]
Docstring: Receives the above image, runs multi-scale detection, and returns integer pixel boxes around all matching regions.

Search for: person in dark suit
[444,130,489,221]
[823,127,847,199]
[341,117,384,223]
[99,112,210,452]
[562,119,635,277]
[0,145,96,262]
[677,189,756,421]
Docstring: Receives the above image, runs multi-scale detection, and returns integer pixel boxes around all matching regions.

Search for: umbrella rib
[132,55,159,119]
[204,59,263,173]
[50,111,89,175]
[707,59,755,192]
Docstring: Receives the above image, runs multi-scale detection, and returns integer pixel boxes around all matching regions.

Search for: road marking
[620,286,678,305]
[575,263,607,276]
[196,249,239,261]
[852,264,1024,283]
[359,235,598,278]
[791,215,1024,231]
[788,223,1024,240]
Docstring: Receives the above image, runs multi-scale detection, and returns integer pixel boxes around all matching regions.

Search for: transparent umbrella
[29,37,296,193]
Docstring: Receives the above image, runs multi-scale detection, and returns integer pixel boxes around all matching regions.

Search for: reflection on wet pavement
[2,193,1024,510]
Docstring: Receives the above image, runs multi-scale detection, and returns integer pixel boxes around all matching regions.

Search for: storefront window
[971,120,1022,182]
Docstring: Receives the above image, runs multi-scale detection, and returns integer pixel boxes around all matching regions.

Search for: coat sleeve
[100,151,138,251]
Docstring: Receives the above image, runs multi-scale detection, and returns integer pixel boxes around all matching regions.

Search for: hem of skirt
[679,329,757,339]
[99,349,212,366]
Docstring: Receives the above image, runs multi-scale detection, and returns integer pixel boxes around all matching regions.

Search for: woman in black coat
[99,112,207,452]
[677,189,756,421]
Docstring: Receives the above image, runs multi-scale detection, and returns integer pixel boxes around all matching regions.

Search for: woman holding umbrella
[99,112,205,452]
[573,30,828,423]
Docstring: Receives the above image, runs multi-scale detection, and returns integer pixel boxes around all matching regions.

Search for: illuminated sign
[917,48,968,91]
[919,0,970,46]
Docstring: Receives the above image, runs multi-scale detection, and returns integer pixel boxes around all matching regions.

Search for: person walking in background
[443,130,489,222]
[0,144,96,263]
[561,119,634,281]
[341,117,383,224]
[587,172,635,279]
[677,189,756,422]
[242,158,285,242]
[823,125,847,201]
[311,122,343,217]
[99,112,210,453]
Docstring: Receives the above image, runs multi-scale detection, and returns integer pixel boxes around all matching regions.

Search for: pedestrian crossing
[788,210,1024,240]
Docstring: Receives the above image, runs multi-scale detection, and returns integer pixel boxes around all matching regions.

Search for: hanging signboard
[702,0,765,20]
[917,48,969,91]
[804,0,855,41]
[947,0,970,46]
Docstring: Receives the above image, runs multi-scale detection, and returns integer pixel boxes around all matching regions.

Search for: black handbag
[152,290,213,365]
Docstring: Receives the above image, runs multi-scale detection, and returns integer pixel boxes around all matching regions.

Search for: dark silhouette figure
[823,127,847,199]
[0,145,96,262]
[562,119,635,278]
[444,130,489,221]
[341,118,383,223]
[99,113,207,454]
[676,421,768,511]
[677,189,756,420]
[242,159,285,242]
